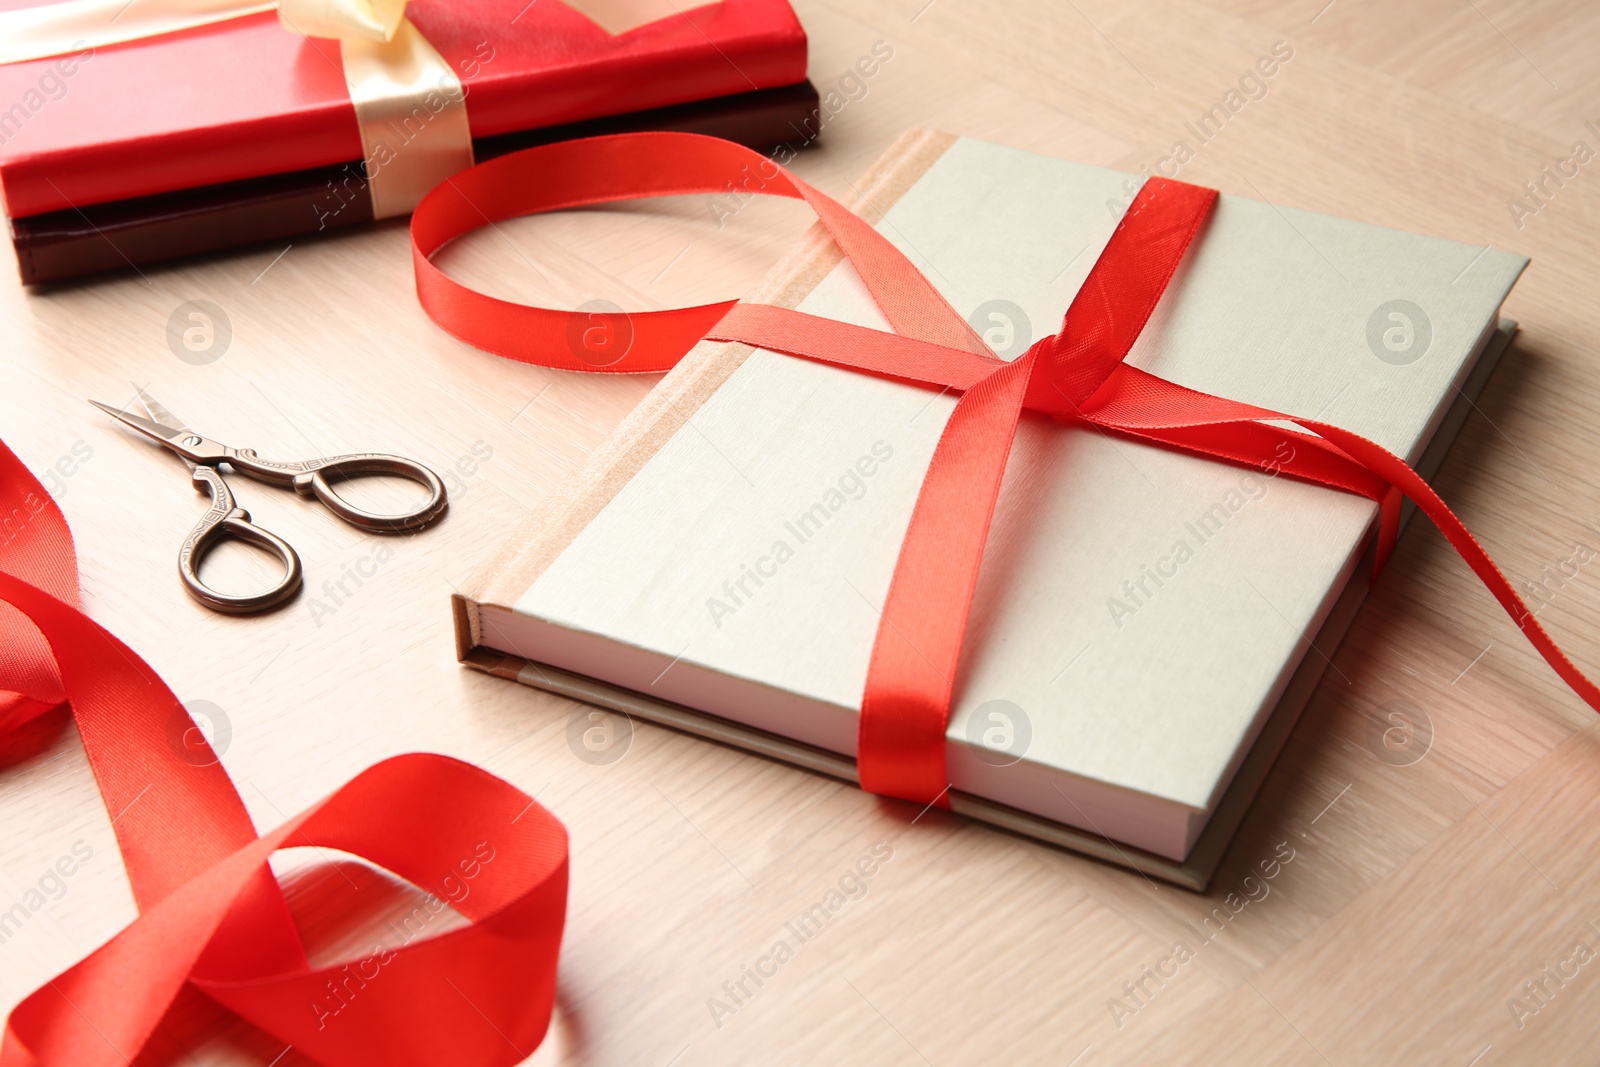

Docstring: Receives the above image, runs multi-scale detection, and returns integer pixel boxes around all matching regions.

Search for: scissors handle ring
[178,468,303,614]
[288,453,449,532]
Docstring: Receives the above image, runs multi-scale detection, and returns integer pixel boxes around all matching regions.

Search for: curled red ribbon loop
[412,131,1600,808]
[0,442,568,1066]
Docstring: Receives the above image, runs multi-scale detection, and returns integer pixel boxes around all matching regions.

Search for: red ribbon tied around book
[411,131,1600,806]
[0,442,567,1063]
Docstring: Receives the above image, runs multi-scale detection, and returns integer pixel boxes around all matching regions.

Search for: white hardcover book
[454,131,1525,887]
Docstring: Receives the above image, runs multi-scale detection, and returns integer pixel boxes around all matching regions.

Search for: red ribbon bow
[412,131,1600,806]
[0,442,568,1066]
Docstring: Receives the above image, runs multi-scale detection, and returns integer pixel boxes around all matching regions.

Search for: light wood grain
[4,1,1600,1064]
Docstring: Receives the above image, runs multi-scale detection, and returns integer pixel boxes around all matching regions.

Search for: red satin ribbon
[0,441,568,1065]
[413,131,1600,807]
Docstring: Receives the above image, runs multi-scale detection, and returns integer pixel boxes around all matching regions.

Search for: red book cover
[0,0,808,219]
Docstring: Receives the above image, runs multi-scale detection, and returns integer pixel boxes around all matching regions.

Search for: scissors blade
[131,386,195,470]
[134,387,185,434]
[88,399,229,465]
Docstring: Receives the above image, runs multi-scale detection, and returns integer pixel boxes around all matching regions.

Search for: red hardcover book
[0,0,812,281]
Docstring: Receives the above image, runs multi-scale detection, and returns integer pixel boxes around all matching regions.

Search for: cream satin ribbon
[0,0,475,217]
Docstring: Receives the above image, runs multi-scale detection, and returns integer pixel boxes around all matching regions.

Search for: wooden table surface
[6,1,1600,1064]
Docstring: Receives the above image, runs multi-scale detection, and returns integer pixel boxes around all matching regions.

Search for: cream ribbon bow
[0,0,475,217]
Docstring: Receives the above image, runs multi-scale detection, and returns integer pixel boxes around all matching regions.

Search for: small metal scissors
[91,389,448,614]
